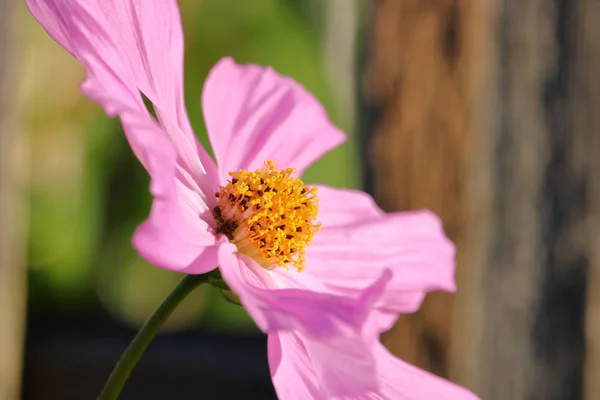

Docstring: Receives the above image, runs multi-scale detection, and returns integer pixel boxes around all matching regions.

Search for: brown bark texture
[364,1,600,399]
[364,0,471,379]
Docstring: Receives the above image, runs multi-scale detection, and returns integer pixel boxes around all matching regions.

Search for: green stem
[97,273,210,400]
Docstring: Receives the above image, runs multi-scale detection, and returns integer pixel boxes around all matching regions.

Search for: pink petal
[217,245,390,338]
[372,343,480,400]
[202,58,346,181]
[116,111,220,274]
[268,333,479,400]
[27,0,184,111]
[315,185,384,227]
[126,127,219,272]
[25,1,75,55]
[304,333,378,398]
[26,1,220,272]
[132,192,221,273]
[268,330,379,400]
[268,332,323,399]
[25,0,218,195]
[306,187,456,323]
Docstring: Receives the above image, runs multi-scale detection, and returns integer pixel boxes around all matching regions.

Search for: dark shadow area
[23,309,276,400]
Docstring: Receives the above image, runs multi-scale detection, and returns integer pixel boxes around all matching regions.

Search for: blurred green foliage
[27,0,360,333]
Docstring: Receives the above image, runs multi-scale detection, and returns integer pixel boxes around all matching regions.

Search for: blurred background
[1,0,599,399]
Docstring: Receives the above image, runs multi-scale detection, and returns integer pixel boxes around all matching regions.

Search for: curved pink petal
[268,330,379,400]
[202,58,346,181]
[268,332,322,400]
[132,186,220,273]
[25,0,218,196]
[26,1,220,272]
[306,188,456,324]
[372,343,480,400]
[315,185,384,227]
[26,0,158,171]
[268,333,479,400]
[25,1,75,55]
[217,245,390,338]
[114,110,221,275]
[304,334,378,398]
[27,0,185,111]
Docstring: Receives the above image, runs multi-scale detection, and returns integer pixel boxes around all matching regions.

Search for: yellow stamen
[213,161,320,271]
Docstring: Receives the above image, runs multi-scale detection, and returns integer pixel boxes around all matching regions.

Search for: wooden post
[0,0,27,399]
[574,3,600,400]
[363,0,472,379]
[364,1,599,399]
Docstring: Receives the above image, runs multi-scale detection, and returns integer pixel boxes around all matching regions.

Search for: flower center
[213,161,320,271]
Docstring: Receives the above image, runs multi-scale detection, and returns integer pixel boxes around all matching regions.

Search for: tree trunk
[0,1,27,399]
[364,1,599,399]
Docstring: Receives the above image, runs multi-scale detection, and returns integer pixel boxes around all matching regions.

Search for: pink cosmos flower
[26,1,479,399]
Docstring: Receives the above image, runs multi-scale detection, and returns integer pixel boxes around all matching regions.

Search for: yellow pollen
[213,161,320,272]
